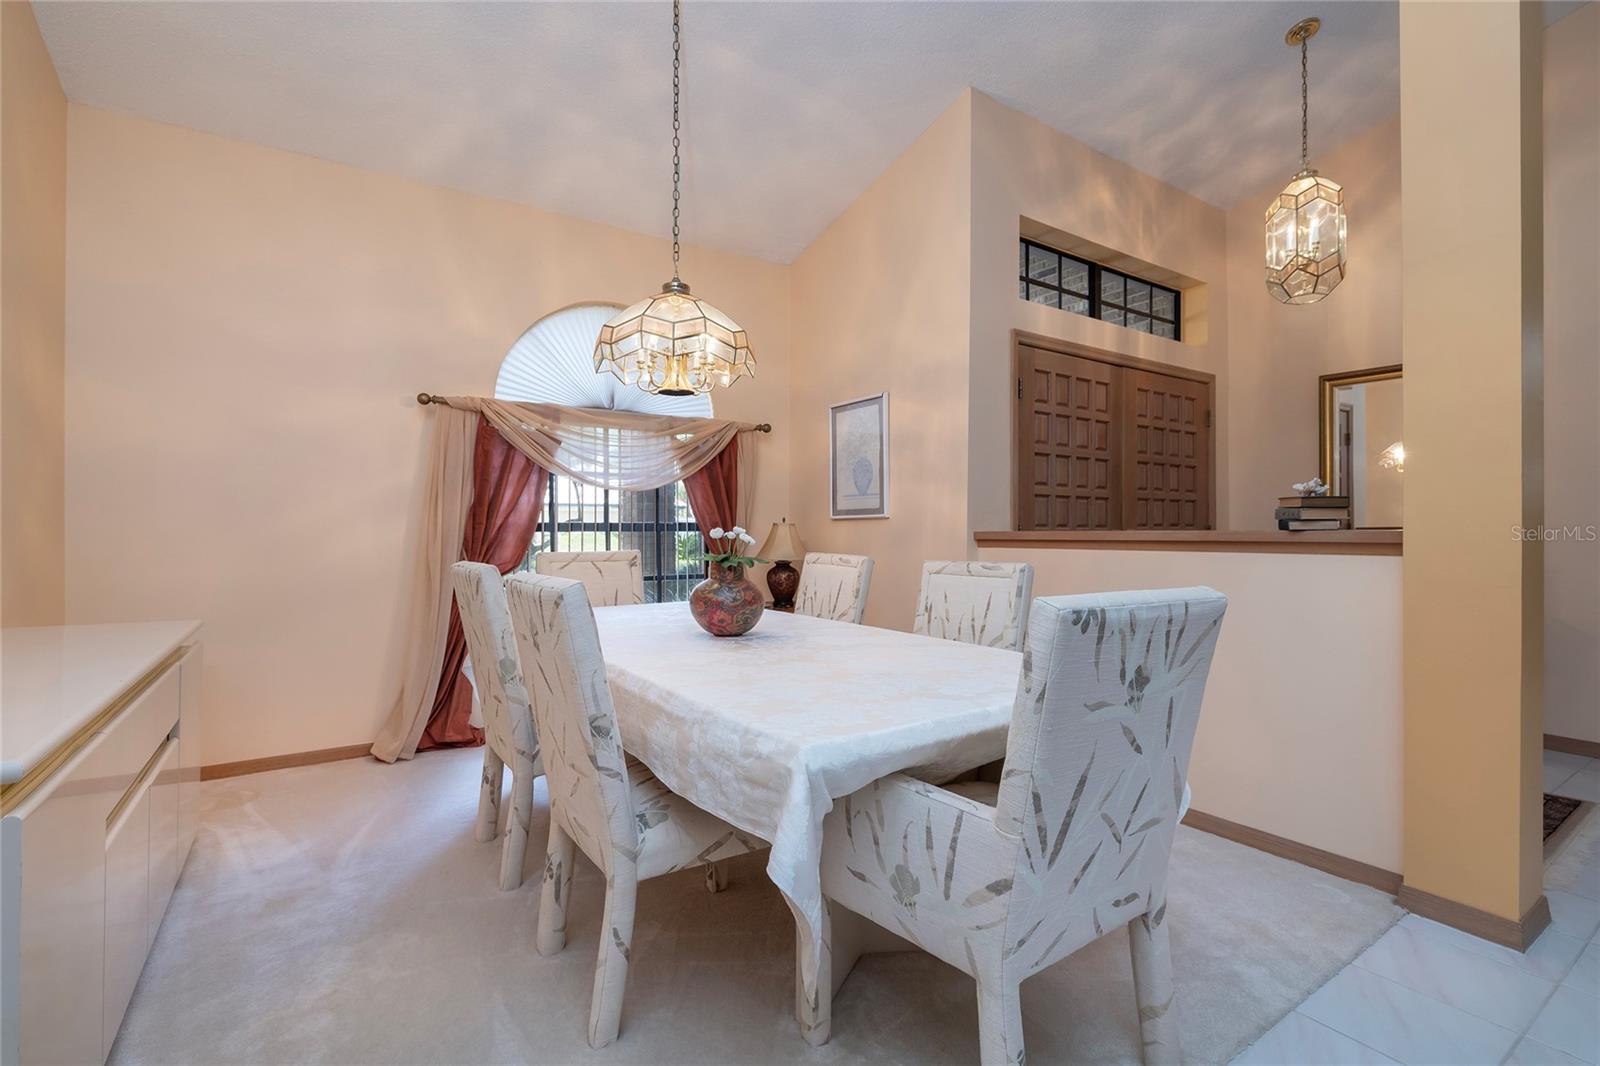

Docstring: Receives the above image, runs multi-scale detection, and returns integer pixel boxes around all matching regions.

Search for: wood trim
[0,645,189,816]
[1012,330,1219,532]
[1396,883,1551,951]
[974,528,1403,556]
[1545,734,1600,759]
[201,744,375,781]
[1182,808,1402,894]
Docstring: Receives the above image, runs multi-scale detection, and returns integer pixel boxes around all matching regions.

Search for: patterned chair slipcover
[913,560,1035,651]
[534,550,645,607]
[451,561,545,891]
[819,587,1228,1065]
[794,552,874,624]
[503,572,762,1048]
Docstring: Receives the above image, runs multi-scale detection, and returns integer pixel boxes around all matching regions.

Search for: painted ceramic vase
[690,562,765,637]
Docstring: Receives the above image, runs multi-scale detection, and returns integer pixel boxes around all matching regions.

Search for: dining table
[590,601,1023,1044]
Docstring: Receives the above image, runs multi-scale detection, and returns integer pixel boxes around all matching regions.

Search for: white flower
[710,527,725,539]
[739,532,755,544]
[730,526,746,536]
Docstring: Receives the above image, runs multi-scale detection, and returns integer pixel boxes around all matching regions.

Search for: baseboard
[1545,734,1600,759]
[201,744,374,781]
[1182,808,1402,895]
[1396,884,1550,951]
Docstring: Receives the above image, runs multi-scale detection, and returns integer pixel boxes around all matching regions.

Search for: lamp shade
[593,284,755,397]
[757,520,805,562]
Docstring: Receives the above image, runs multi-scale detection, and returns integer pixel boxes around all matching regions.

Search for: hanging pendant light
[594,0,754,397]
[1265,16,1347,305]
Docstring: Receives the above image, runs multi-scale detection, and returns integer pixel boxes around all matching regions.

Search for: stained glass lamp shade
[594,282,755,397]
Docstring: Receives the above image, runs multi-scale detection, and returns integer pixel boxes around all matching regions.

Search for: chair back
[534,550,645,607]
[994,588,1227,922]
[794,552,874,623]
[451,562,539,769]
[913,561,1035,651]
[504,572,638,873]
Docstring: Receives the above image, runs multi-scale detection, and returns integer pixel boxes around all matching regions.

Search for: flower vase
[690,562,765,637]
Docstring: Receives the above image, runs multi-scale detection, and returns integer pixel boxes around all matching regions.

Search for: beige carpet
[111,748,1399,1065]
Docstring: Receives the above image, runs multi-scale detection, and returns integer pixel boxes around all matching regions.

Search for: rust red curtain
[683,434,739,549]
[418,416,548,751]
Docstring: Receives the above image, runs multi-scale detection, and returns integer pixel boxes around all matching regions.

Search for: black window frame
[1019,238,1181,341]
[517,475,707,602]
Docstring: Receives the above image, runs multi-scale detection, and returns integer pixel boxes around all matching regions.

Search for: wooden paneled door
[1017,346,1118,529]
[1014,338,1213,531]
[1121,367,1211,529]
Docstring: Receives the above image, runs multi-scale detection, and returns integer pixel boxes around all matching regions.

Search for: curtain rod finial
[417,393,437,406]
[756,423,772,433]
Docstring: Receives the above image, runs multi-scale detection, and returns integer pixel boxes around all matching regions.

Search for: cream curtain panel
[371,405,478,762]
[372,398,762,763]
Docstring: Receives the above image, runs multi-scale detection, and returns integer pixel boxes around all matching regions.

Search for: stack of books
[1276,495,1351,531]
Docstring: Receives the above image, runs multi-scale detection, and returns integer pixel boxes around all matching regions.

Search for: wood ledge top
[973,529,1402,556]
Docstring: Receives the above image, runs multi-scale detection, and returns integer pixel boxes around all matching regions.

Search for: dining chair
[503,572,763,1049]
[534,550,645,607]
[913,560,1035,652]
[818,587,1228,1066]
[451,561,545,891]
[794,552,874,624]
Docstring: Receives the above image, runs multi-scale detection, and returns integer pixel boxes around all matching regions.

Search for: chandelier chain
[671,0,682,279]
[1300,34,1310,172]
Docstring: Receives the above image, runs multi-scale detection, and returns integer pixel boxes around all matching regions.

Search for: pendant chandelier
[594,0,754,397]
[1265,16,1346,305]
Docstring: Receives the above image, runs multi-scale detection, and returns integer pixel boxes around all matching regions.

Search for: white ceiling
[36,1,1407,264]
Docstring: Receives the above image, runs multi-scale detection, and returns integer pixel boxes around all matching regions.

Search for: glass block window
[1019,238,1181,340]
[516,476,707,602]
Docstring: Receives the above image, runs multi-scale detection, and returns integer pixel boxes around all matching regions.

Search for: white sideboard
[0,621,203,1065]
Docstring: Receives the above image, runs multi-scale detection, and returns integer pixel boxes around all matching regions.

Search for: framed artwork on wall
[829,392,890,519]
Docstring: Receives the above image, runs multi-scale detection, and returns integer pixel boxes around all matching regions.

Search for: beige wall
[979,545,1404,873]
[1399,1,1544,923]
[63,106,791,765]
[968,91,1230,531]
[1224,119,1403,530]
[0,0,67,626]
[1543,2,1600,746]
[788,92,973,629]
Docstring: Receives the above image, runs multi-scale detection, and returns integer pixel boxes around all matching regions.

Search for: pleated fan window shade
[495,303,714,418]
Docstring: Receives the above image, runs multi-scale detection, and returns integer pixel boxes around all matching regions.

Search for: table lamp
[757,519,805,609]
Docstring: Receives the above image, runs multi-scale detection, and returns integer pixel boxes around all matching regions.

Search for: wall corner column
[1398,0,1547,948]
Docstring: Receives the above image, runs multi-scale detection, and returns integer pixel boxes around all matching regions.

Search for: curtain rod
[414,393,772,433]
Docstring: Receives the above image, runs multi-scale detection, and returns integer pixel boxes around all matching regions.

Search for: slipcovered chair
[534,550,645,607]
[504,572,762,1049]
[913,560,1035,652]
[794,552,874,624]
[451,562,545,891]
[818,587,1228,1065]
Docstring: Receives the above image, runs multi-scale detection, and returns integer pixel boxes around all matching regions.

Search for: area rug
[1545,793,1584,840]
[111,748,1400,1065]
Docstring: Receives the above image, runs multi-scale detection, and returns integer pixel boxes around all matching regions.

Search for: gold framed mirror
[1319,365,1403,529]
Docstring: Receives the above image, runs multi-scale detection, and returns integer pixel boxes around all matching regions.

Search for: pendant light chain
[1299,34,1310,174]
[670,0,682,282]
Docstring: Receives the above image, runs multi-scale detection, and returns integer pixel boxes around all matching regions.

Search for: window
[517,475,707,602]
[497,304,716,603]
[1019,239,1181,341]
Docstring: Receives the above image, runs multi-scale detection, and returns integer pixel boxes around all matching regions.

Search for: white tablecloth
[592,603,1022,996]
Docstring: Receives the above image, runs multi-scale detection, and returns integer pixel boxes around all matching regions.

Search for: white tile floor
[1232,752,1600,1065]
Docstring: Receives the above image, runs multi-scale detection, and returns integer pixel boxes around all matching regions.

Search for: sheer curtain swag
[372,398,766,762]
